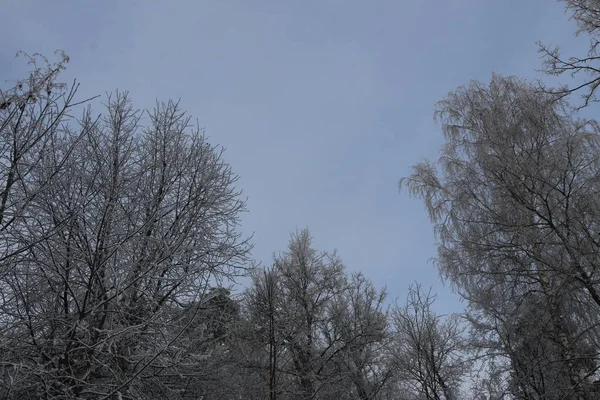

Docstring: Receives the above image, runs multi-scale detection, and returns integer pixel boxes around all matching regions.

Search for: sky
[0,0,589,315]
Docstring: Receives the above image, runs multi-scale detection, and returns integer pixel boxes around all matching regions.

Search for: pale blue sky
[0,1,588,314]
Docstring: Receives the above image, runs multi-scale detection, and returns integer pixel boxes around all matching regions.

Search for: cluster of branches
[538,0,600,108]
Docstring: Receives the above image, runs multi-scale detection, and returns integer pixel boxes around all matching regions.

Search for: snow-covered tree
[401,74,600,398]
[0,54,251,399]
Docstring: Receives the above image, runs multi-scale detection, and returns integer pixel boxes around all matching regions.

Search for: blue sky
[0,0,588,314]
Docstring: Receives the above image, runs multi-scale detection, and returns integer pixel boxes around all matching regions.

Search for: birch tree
[400,74,600,398]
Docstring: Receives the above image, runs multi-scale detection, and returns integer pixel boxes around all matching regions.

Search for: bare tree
[324,272,393,400]
[0,57,251,399]
[400,74,600,398]
[270,229,348,399]
[389,284,469,400]
[241,229,394,400]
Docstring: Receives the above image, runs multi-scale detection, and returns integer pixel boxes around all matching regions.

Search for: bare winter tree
[400,74,600,398]
[389,284,469,400]
[0,55,252,399]
[270,229,349,399]
[241,229,394,400]
[324,272,393,400]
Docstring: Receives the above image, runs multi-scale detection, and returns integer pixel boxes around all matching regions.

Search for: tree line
[2,0,600,398]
